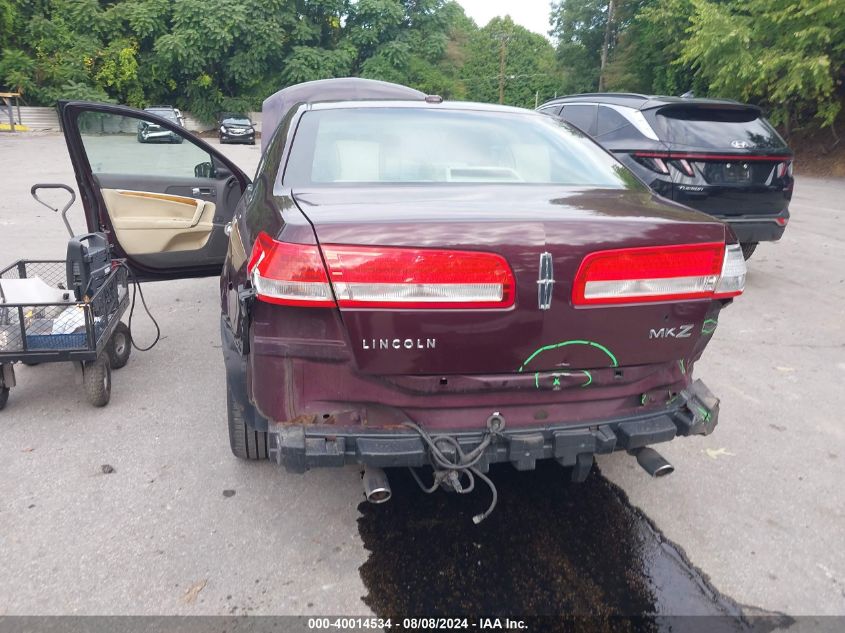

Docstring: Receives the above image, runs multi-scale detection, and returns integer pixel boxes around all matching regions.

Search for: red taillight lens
[248,232,515,309]
[572,242,727,306]
[323,245,514,309]
[248,232,335,306]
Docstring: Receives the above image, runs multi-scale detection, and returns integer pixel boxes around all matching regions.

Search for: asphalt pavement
[0,132,842,619]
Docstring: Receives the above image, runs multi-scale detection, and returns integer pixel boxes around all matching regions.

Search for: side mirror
[212,156,232,179]
[194,161,214,178]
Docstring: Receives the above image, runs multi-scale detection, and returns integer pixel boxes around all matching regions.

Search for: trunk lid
[292,186,726,376]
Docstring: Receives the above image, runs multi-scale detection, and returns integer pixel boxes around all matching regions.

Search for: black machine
[66,233,112,301]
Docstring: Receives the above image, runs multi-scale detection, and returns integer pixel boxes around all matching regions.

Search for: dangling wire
[119,262,160,352]
[402,419,502,524]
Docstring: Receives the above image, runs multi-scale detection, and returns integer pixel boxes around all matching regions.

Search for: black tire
[107,322,132,369]
[83,356,111,407]
[137,131,145,143]
[0,387,8,410]
[227,385,267,460]
[741,242,758,260]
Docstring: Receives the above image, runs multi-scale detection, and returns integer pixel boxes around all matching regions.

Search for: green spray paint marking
[518,339,618,373]
[640,393,648,406]
[695,404,711,421]
[533,369,593,389]
[678,359,686,375]
[701,318,718,335]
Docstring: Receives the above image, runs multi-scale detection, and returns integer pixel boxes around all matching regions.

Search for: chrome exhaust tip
[631,447,675,478]
[362,465,392,504]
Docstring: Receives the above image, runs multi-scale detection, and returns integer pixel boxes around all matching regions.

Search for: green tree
[679,0,845,132]
[461,16,560,108]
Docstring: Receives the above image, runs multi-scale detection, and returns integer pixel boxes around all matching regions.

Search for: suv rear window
[283,107,643,189]
[656,106,786,150]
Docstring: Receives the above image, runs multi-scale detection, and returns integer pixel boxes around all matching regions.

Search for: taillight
[323,245,514,309]
[248,232,515,309]
[777,160,793,178]
[572,242,740,306]
[713,243,746,298]
[632,152,669,175]
[248,232,335,306]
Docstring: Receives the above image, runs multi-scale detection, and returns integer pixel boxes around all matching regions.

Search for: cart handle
[31,183,76,238]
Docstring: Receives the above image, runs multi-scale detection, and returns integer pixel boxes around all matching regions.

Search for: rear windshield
[283,107,643,189]
[656,107,786,150]
[147,109,177,121]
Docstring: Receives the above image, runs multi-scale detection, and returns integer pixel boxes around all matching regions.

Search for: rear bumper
[724,211,788,243]
[267,379,719,473]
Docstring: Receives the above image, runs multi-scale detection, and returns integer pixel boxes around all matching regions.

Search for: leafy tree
[603,0,701,96]
[461,16,560,108]
[679,0,845,131]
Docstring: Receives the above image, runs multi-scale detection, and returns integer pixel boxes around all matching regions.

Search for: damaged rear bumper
[267,379,719,473]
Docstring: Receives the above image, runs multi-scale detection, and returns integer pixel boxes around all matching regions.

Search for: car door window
[561,104,597,135]
[596,106,629,136]
[77,111,213,177]
[538,104,562,118]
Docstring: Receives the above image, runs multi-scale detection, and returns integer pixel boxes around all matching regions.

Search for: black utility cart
[0,185,131,409]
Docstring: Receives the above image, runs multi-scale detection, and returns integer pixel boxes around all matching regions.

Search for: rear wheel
[741,242,758,260]
[227,383,267,460]
[83,356,111,407]
[107,322,132,369]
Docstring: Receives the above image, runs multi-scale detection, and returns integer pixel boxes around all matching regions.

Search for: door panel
[59,102,250,279]
[100,189,215,253]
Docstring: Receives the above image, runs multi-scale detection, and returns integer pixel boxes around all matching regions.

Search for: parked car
[538,93,794,259]
[57,79,745,520]
[218,114,256,145]
[137,105,185,143]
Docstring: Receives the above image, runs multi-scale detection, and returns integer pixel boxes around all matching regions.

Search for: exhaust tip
[366,487,392,504]
[632,447,674,478]
[363,465,392,504]
[652,463,675,477]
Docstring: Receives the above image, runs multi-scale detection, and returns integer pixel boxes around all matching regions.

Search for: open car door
[58,101,251,280]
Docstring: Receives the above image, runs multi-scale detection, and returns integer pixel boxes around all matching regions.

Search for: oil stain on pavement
[358,463,788,631]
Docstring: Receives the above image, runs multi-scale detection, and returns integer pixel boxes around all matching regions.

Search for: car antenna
[680,90,695,99]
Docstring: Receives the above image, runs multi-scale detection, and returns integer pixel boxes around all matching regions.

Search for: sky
[455,0,553,39]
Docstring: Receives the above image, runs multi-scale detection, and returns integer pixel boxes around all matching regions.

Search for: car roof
[307,99,536,116]
[540,93,757,112]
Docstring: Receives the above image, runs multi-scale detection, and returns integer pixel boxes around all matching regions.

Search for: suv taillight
[572,242,745,306]
[248,232,515,309]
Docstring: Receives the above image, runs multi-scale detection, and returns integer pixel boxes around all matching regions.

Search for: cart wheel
[0,387,8,410]
[83,356,111,407]
[108,322,132,369]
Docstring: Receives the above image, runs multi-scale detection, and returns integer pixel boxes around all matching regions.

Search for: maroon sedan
[59,79,745,522]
